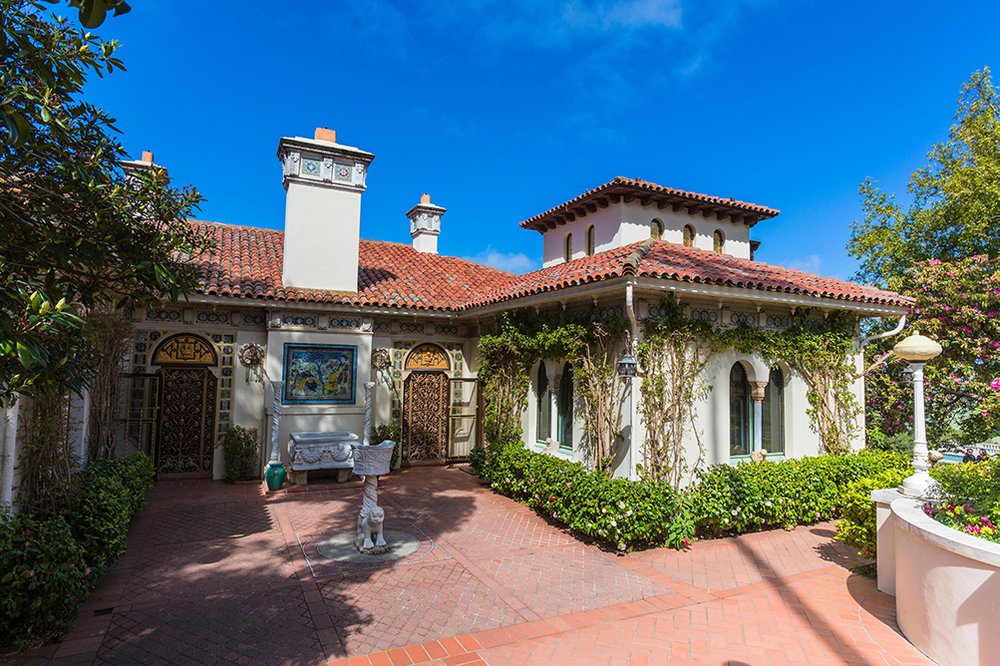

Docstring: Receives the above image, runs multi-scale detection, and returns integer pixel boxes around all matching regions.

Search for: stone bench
[288,431,359,484]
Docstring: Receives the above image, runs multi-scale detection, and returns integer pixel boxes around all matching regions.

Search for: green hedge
[476,443,694,551]
[691,451,910,536]
[0,453,155,650]
[834,467,910,557]
[474,443,909,552]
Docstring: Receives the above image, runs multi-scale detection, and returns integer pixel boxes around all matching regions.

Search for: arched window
[536,364,551,443]
[558,364,574,450]
[564,233,573,262]
[729,363,751,457]
[682,225,695,248]
[713,230,725,253]
[586,225,596,256]
[650,219,663,240]
[762,367,785,454]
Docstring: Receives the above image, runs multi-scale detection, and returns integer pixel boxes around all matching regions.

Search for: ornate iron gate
[403,371,448,462]
[156,367,217,476]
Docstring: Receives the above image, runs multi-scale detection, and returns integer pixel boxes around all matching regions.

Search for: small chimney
[121,149,165,180]
[314,127,337,144]
[407,193,446,255]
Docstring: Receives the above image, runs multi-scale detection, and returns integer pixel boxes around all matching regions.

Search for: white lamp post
[891,330,943,498]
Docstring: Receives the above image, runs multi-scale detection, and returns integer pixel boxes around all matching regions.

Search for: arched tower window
[650,219,663,240]
[564,233,573,262]
[713,229,725,253]
[682,225,695,248]
[729,363,751,457]
[586,225,596,256]
[558,364,574,450]
[536,364,551,443]
[762,367,785,454]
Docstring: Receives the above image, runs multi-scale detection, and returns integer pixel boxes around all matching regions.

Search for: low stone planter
[882,495,1000,666]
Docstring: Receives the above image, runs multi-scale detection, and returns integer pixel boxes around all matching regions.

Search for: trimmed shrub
[478,442,694,551]
[690,451,909,536]
[71,466,131,568]
[218,426,261,482]
[835,467,910,557]
[0,511,92,650]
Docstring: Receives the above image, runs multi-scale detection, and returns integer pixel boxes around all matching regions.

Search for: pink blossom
[990,378,1000,392]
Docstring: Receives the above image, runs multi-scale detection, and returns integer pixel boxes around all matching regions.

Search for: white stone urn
[351,440,395,476]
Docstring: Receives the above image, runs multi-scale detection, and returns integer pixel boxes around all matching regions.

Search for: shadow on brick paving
[4,470,481,665]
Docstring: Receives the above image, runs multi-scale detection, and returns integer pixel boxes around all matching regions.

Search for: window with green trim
[558,364,574,450]
[536,364,551,443]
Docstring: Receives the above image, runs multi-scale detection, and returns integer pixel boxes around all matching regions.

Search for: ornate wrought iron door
[156,367,217,476]
[403,371,448,462]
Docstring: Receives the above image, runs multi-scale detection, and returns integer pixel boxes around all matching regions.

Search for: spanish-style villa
[0,127,910,500]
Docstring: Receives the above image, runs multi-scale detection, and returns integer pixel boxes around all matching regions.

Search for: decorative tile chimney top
[407,194,446,255]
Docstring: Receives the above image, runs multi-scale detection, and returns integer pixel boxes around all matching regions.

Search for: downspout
[1,398,20,510]
[860,315,906,348]
[624,279,637,479]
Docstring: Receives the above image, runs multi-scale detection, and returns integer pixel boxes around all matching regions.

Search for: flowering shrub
[691,451,909,536]
[924,502,1000,542]
[931,458,1000,522]
[0,453,155,650]
[835,467,911,556]
[475,442,695,551]
[866,255,1000,445]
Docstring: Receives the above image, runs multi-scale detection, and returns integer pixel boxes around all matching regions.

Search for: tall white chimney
[407,193,446,255]
[277,128,375,292]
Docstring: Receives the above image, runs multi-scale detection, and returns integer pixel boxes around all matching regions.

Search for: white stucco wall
[540,201,753,267]
[282,180,362,292]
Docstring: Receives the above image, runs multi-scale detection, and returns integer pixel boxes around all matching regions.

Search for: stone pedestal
[872,487,906,596]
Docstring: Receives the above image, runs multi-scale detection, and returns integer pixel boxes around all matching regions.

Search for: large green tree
[849,68,1000,290]
[0,0,210,401]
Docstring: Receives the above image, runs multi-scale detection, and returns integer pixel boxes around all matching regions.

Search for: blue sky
[84,1,1000,280]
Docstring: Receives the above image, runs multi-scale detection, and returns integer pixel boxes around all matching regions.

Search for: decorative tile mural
[282,343,357,405]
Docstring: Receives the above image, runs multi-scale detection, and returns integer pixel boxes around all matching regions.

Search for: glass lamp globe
[891,330,942,363]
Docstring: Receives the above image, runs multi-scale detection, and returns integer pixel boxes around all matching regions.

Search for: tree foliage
[865,256,1000,446]
[0,0,210,400]
[849,68,1000,290]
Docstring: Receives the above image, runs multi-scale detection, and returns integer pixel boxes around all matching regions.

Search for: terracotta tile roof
[520,177,780,232]
[189,221,909,313]
[189,220,514,311]
[465,239,912,310]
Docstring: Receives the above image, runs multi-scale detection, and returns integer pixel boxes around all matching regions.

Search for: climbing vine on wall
[638,298,860,488]
[477,310,627,472]
[637,308,718,490]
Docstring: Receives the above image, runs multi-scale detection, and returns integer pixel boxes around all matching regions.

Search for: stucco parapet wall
[890,496,1000,567]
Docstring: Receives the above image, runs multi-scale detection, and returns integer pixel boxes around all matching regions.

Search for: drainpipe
[1,398,21,510]
[860,315,906,348]
[624,280,638,479]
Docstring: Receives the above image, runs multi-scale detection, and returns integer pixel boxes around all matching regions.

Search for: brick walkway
[6,467,932,666]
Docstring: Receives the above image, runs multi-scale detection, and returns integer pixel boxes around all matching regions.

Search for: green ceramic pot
[264,463,286,491]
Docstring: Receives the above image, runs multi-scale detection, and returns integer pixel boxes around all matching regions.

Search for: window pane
[762,368,784,454]
[558,364,573,449]
[536,365,550,442]
[729,364,750,456]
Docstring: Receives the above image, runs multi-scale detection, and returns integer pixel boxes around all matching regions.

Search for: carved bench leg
[336,468,353,483]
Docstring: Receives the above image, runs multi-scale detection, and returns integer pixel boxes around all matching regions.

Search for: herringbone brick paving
[6,466,933,666]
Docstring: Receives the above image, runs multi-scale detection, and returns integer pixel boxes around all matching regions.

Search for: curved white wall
[891,497,1000,666]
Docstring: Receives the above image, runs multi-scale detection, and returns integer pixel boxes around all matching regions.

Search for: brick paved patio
[7,466,932,666]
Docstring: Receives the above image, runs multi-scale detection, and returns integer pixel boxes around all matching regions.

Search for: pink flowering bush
[866,255,1000,446]
[924,502,1000,543]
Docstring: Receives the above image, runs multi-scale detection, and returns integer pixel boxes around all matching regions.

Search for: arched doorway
[151,334,218,477]
[402,344,450,463]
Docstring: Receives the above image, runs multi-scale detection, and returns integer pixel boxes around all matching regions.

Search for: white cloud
[462,246,540,273]
[787,254,822,274]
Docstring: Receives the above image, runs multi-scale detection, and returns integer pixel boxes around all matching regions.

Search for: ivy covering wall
[477,299,861,485]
